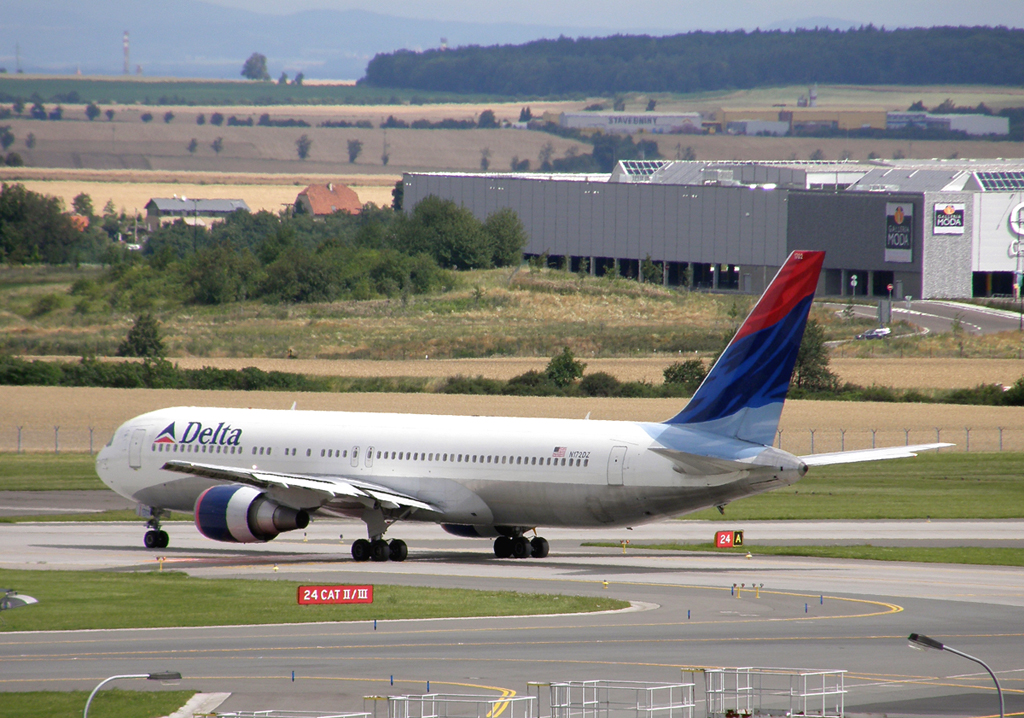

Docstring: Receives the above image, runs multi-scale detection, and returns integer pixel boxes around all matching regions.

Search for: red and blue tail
[665,251,825,446]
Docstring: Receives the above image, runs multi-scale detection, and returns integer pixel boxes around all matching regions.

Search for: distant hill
[362,26,1024,95]
[0,0,604,80]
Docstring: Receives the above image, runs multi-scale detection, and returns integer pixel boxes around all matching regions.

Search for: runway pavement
[1,519,1021,717]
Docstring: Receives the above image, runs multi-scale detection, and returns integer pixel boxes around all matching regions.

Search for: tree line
[0,183,527,312]
[362,26,1024,95]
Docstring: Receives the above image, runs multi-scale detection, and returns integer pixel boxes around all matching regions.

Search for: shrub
[578,371,620,397]
[117,313,165,358]
[503,370,563,396]
[663,359,706,393]
[545,347,586,388]
[439,375,504,394]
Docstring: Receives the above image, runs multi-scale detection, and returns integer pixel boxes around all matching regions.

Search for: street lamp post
[908,633,1003,718]
[84,671,182,718]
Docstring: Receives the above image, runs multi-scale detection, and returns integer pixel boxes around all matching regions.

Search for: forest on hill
[362,26,1024,95]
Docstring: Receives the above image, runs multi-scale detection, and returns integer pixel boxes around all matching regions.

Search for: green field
[683,452,1024,520]
[0,569,626,632]
[0,453,102,491]
[584,543,1024,566]
[0,76,501,106]
[1,689,196,718]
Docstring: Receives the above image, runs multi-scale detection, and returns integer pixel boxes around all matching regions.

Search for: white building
[559,112,702,135]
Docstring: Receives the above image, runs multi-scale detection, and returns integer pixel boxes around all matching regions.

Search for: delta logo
[154,421,243,446]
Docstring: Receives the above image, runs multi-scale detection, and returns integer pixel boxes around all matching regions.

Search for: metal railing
[381,693,536,718]
[527,681,695,718]
[687,667,845,718]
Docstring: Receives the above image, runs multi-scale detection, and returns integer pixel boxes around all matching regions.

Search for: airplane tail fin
[664,250,825,446]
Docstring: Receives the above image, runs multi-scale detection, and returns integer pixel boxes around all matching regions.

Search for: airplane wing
[159,460,438,512]
[800,443,954,466]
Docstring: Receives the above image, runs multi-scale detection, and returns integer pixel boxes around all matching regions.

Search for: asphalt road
[1,520,1021,718]
[824,299,1024,337]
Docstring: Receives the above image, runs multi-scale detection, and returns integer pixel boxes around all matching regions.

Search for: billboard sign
[886,203,914,262]
[933,203,965,235]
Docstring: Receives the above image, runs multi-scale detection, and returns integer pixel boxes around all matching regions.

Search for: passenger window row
[152,444,243,455]
[152,441,590,468]
[373,450,587,468]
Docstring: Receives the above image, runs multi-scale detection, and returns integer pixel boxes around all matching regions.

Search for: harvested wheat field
[3,385,1023,454]
[830,358,1024,389]
[4,170,400,216]
[30,355,1024,389]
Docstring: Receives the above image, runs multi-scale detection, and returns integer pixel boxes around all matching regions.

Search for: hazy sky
[200,0,1022,30]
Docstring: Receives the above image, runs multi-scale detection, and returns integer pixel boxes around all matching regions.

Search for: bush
[503,370,563,396]
[439,375,504,394]
[546,347,586,388]
[117,314,165,358]
[578,371,620,397]
[663,359,706,393]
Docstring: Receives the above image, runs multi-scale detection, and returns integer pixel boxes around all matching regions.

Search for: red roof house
[295,182,362,216]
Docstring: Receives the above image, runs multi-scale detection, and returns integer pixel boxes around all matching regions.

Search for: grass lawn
[583,543,1024,566]
[0,509,191,524]
[683,452,1024,520]
[1,689,196,718]
[0,569,626,632]
[0,453,104,491]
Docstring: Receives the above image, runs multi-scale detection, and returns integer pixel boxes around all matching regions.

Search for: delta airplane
[96,251,949,561]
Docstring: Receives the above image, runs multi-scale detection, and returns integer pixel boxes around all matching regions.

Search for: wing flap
[800,443,953,466]
[160,460,438,512]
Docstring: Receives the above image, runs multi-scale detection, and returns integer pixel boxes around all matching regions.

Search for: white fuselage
[97,406,803,532]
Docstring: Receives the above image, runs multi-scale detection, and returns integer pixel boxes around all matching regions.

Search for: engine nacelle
[195,485,309,543]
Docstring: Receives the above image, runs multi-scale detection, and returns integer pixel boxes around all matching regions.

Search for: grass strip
[0,689,196,718]
[0,510,191,523]
[0,569,626,632]
[0,453,103,491]
[683,453,1024,520]
[582,542,1024,566]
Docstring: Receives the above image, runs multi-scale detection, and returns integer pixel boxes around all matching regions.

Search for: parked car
[856,327,891,340]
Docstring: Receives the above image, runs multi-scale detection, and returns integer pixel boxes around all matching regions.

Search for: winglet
[665,251,825,445]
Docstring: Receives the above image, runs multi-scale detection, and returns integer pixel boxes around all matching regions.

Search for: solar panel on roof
[976,171,1024,191]
[619,160,668,176]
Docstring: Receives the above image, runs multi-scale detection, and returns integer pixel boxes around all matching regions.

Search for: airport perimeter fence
[1,424,1023,455]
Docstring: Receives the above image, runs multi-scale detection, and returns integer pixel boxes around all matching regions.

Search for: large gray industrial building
[402,159,1024,299]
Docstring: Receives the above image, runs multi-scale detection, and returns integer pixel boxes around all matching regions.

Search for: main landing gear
[350,507,408,562]
[140,506,170,549]
[351,538,407,562]
[493,535,549,559]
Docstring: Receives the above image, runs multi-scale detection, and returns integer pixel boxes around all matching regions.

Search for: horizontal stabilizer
[800,443,953,466]
[160,460,437,512]
[649,447,756,475]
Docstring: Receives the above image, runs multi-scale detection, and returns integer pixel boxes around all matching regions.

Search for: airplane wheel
[156,530,170,549]
[371,539,391,562]
[388,539,408,562]
[351,539,371,562]
[493,536,513,558]
[512,536,532,559]
[530,536,549,558]
[144,530,159,549]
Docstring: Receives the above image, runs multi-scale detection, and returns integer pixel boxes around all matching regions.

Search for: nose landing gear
[139,505,171,549]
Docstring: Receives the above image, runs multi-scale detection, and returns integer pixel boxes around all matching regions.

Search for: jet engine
[195,485,309,543]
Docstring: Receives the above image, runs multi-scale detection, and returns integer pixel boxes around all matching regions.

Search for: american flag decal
[552,447,566,458]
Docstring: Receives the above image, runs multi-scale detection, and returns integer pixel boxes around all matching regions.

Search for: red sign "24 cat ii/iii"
[298,585,374,605]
